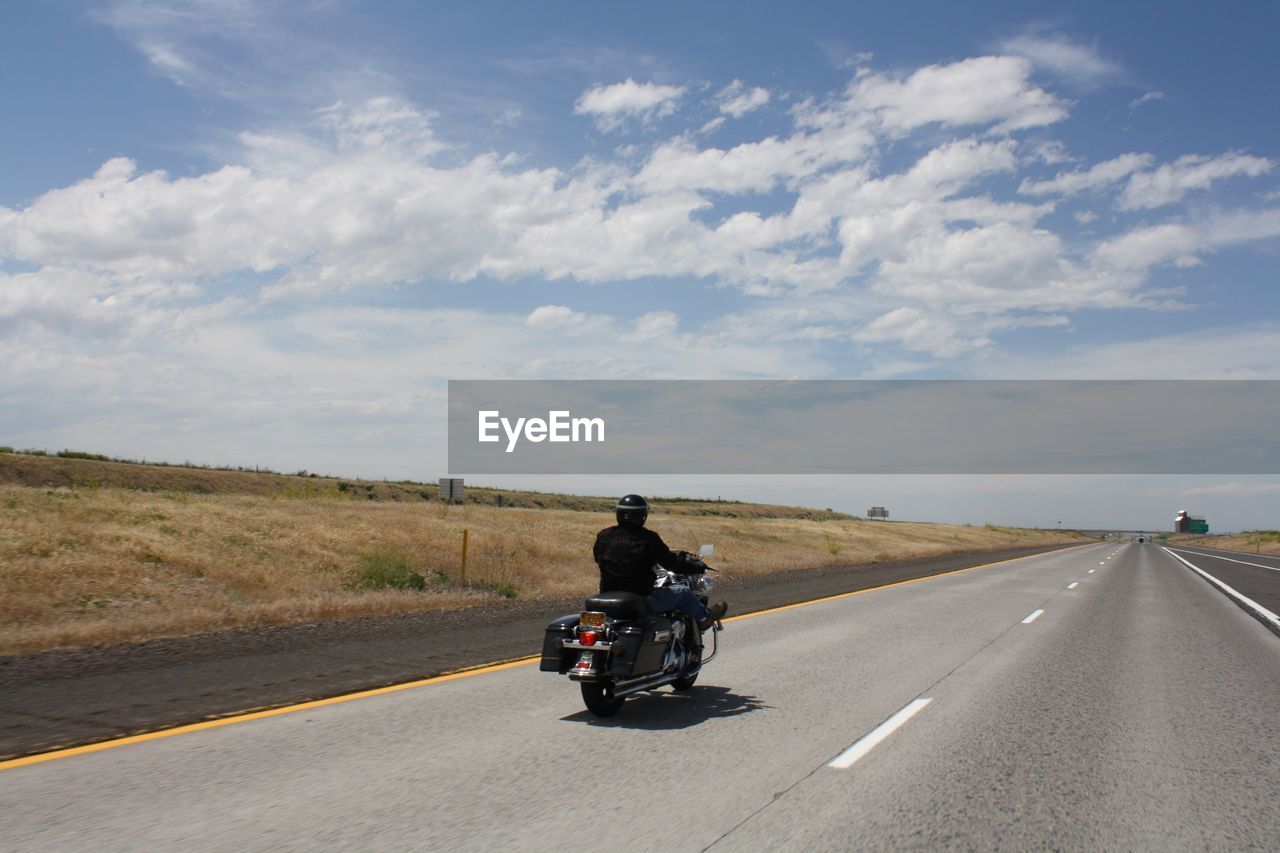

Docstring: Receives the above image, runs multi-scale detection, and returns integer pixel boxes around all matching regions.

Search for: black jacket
[593,523,691,597]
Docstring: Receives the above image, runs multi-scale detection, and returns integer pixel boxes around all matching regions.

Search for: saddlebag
[540,614,578,672]
[609,616,674,679]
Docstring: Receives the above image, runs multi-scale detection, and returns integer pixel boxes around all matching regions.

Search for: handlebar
[673,550,717,571]
[680,559,717,574]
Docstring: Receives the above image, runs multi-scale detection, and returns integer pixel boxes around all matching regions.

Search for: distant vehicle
[1137,536,1145,543]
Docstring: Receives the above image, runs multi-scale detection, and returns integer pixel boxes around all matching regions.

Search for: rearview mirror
[698,544,715,557]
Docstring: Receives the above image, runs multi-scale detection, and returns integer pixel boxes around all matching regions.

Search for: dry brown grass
[1177,531,1280,556]
[0,452,851,519]
[0,481,1084,654]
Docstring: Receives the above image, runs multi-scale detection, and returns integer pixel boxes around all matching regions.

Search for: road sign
[439,478,465,503]
[867,506,889,519]
[1188,521,1209,534]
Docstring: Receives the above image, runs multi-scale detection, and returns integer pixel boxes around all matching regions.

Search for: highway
[3,542,1278,850]
[1159,543,1280,624]
[0,543,1077,759]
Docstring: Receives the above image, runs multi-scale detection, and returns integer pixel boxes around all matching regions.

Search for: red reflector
[579,631,598,646]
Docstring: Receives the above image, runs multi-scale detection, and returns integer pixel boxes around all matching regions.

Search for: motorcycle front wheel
[672,641,701,691]
[671,671,698,691]
[580,682,625,717]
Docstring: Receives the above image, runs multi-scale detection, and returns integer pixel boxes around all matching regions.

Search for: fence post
[460,529,469,585]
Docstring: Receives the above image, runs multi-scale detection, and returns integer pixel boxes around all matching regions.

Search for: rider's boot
[697,601,728,632]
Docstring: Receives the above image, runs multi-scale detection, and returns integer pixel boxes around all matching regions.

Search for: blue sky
[2,0,1278,530]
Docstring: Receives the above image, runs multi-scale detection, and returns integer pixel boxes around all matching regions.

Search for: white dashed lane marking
[829,699,933,769]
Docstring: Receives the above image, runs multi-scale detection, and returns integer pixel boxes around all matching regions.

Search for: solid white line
[1170,544,1280,563]
[1165,547,1280,574]
[1162,548,1280,632]
[829,698,932,769]
[1022,609,1045,624]
[1068,582,1079,589]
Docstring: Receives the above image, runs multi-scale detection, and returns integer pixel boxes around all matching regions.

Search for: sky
[2,0,1278,531]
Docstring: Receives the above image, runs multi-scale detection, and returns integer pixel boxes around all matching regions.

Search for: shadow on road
[559,685,769,730]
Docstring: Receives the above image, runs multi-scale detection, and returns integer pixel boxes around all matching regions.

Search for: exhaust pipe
[612,672,680,697]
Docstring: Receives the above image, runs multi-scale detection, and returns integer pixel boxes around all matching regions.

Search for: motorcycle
[540,544,722,717]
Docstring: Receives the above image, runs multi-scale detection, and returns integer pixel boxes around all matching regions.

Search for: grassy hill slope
[0,451,1086,653]
[1177,531,1280,556]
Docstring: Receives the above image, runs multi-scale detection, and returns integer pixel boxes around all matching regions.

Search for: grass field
[0,452,848,519]
[0,453,1087,654]
[1177,530,1280,556]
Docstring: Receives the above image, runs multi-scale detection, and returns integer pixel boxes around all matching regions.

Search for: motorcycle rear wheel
[580,682,625,717]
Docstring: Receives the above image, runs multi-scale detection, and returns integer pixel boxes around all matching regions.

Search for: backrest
[585,590,652,619]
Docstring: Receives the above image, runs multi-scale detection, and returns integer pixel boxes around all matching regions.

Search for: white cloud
[998,33,1123,87]
[1119,152,1274,210]
[1092,222,1205,271]
[698,116,726,135]
[718,80,771,118]
[10,86,1264,365]
[3,51,1279,383]
[1092,209,1280,272]
[624,310,680,341]
[574,79,685,131]
[1203,208,1280,243]
[1130,91,1164,109]
[97,0,402,110]
[853,307,989,357]
[872,220,1068,302]
[8,28,1280,489]
[991,323,1280,379]
[1019,153,1154,197]
[637,132,869,195]
[138,41,197,84]
[525,305,598,332]
[853,308,1069,358]
[846,56,1068,133]
[0,300,825,478]
[1031,140,1074,165]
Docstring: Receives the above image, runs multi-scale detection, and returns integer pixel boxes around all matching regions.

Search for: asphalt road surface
[3,542,1278,850]
[0,544,1075,759]
[1158,544,1280,625]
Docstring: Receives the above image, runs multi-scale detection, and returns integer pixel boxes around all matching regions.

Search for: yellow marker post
[460,529,469,584]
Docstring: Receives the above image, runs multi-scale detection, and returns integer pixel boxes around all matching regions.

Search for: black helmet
[615,494,649,526]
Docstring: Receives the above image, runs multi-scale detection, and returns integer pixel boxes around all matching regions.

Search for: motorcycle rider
[594,494,728,632]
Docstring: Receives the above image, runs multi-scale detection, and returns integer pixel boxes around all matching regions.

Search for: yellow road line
[0,657,537,772]
[2,542,1091,772]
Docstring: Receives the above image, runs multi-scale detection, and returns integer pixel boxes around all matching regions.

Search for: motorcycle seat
[585,591,652,619]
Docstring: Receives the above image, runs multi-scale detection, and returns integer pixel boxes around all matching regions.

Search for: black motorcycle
[541,545,722,717]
